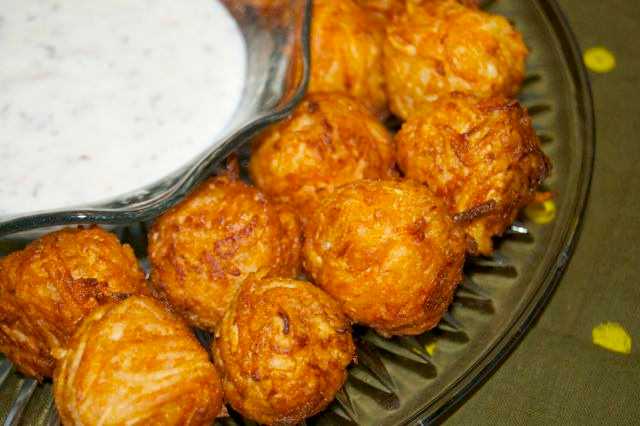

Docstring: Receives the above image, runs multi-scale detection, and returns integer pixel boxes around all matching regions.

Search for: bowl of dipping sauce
[0,0,311,236]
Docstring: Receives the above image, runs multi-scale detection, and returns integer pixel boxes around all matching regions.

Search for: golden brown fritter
[396,93,551,255]
[303,179,466,337]
[249,93,396,220]
[213,277,354,425]
[310,0,388,118]
[356,0,405,18]
[357,0,479,18]
[148,174,301,332]
[384,0,528,119]
[0,226,147,380]
[54,296,222,426]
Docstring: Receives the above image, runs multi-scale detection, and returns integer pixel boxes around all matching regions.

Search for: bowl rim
[410,0,595,423]
[0,0,313,238]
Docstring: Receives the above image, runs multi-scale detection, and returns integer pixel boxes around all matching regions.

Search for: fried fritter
[310,0,388,118]
[384,0,528,119]
[356,0,478,18]
[303,179,466,336]
[249,93,396,220]
[0,226,147,380]
[396,93,551,255]
[356,0,405,18]
[213,277,354,425]
[54,296,222,426]
[148,174,301,332]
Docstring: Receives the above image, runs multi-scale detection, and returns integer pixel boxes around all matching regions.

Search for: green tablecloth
[447,1,640,424]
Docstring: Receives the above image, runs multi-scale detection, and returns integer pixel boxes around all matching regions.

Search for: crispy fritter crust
[249,93,396,220]
[54,296,222,426]
[0,227,147,380]
[356,0,405,17]
[310,0,388,118]
[148,175,301,332]
[357,0,478,18]
[303,179,466,336]
[384,0,528,119]
[213,277,354,425]
[396,93,551,255]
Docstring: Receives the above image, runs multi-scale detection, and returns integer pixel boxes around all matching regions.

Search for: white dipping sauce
[0,0,246,215]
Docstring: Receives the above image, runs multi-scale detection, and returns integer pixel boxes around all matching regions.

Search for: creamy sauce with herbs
[0,0,246,215]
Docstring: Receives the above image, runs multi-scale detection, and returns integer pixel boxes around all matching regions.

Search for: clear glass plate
[0,0,594,424]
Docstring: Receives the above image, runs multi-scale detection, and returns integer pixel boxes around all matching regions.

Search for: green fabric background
[446,1,640,424]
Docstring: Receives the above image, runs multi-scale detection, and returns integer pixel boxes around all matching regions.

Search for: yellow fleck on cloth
[425,342,437,356]
[584,47,616,73]
[525,199,556,224]
[592,322,632,354]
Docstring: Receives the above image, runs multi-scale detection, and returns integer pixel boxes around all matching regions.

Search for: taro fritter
[356,0,479,19]
[355,0,405,18]
[54,296,222,426]
[213,277,355,425]
[395,93,551,255]
[383,0,528,119]
[309,0,388,118]
[148,170,301,332]
[303,179,467,337]
[249,93,396,220]
[0,226,148,380]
